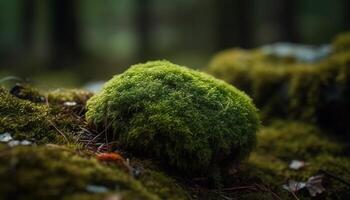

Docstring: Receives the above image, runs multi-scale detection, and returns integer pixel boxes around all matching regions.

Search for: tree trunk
[216,0,251,50]
[21,0,35,53]
[278,0,299,42]
[49,0,82,70]
[135,0,151,62]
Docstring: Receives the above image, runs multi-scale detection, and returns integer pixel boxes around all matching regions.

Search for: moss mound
[0,144,159,200]
[86,60,259,177]
[207,33,350,136]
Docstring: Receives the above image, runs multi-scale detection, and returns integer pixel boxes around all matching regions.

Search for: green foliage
[0,144,159,200]
[86,60,260,177]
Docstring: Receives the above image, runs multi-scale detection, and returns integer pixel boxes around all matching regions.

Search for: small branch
[48,120,70,144]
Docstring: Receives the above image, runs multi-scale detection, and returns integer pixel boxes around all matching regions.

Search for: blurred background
[0,0,349,87]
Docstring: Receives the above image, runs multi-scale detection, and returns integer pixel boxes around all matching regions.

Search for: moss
[47,88,93,105]
[332,32,350,53]
[192,120,350,200]
[0,144,159,200]
[240,121,350,200]
[257,121,342,160]
[139,170,189,200]
[86,60,260,179]
[0,87,84,144]
[207,33,350,136]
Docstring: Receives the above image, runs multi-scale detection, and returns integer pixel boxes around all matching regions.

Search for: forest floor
[0,84,349,200]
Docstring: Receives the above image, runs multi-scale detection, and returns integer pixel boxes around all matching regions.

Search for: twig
[48,120,70,144]
[0,76,23,84]
[254,184,283,200]
[289,190,300,200]
[219,186,257,191]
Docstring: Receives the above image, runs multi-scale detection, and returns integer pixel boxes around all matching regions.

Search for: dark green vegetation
[333,32,350,53]
[0,144,158,200]
[0,86,85,144]
[86,60,259,179]
[1,36,350,199]
[208,33,350,137]
[0,86,189,200]
[194,121,350,200]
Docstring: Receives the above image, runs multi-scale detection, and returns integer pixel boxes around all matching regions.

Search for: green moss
[192,120,350,200]
[0,87,84,144]
[47,89,93,105]
[240,121,350,200]
[139,170,189,200]
[257,121,342,160]
[0,144,158,200]
[207,34,350,136]
[86,60,260,178]
[332,32,350,53]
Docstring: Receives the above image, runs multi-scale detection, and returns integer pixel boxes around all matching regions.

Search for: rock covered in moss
[86,60,259,177]
[207,33,350,136]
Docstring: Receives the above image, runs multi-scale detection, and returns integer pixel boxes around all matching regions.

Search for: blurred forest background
[0,0,349,87]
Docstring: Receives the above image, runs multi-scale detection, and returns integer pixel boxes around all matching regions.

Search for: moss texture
[193,121,350,200]
[0,144,159,200]
[244,121,350,200]
[332,32,350,53]
[257,120,343,160]
[207,33,350,136]
[0,82,349,199]
[139,170,189,200]
[0,86,90,144]
[86,60,260,178]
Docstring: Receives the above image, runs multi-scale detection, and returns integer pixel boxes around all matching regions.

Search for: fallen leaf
[306,175,325,197]
[282,175,325,197]
[96,152,133,175]
[282,180,306,193]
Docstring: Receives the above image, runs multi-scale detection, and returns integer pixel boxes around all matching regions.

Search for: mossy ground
[191,121,350,200]
[0,144,158,200]
[0,85,349,200]
[1,47,350,199]
[0,85,189,200]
